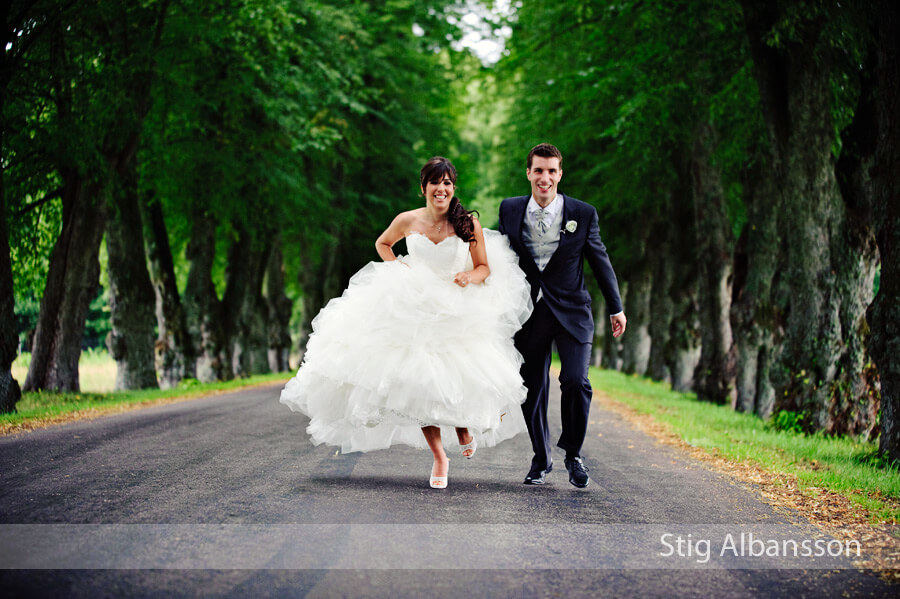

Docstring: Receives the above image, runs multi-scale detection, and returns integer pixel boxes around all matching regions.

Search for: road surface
[0,379,894,597]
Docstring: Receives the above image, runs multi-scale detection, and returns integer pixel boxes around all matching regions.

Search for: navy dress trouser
[514,300,593,470]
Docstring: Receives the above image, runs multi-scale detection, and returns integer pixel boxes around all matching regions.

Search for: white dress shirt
[527,194,563,231]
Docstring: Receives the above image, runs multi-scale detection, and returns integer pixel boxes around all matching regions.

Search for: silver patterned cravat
[535,207,551,234]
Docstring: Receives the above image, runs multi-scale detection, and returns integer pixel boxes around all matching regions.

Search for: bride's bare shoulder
[393,209,426,226]
[391,209,430,237]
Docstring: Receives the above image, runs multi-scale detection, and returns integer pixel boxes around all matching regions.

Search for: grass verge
[12,348,118,393]
[589,368,899,522]
[1,372,291,436]
[587,366,900,574]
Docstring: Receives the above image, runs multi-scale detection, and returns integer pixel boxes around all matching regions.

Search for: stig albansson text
[659,533,861,565]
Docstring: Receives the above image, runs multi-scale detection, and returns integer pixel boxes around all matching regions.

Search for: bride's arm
[453,219,490,287]
[375,212,413,261]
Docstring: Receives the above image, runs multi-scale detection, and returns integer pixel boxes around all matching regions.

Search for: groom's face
[527,156,562,205]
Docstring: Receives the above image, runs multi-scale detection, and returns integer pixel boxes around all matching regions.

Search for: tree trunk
[102,20,167,391]
[690,122,736,404]
[771,33,876,435]
[0,135,20,412]
[103,0,176,389]
[732,5,789,420]
[142,191,196,388]
[245,244,272,375]
[645,158,702,391]
[739,0,878,434]
[105,161,158,390]
[868,0,900,462]
[265,235,293,372]
[669,292,703,393]
[646,217,675,384]
[731,157,784,419]
[664,183,702,393]
[838,0,900,459]
[223,226,271,378]
[21,19,106,393]
[600,279,625,372]
[183,215,230,382]
[23,176,107,392]
[620,238,652,377]
[297,233,342,355]
[0,0,20,412]
[591,301,607,368]
[24,0,171,393]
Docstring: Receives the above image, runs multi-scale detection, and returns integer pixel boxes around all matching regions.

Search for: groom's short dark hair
[527,143,563,169]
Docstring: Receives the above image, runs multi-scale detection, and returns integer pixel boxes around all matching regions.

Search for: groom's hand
[610,313,627,338]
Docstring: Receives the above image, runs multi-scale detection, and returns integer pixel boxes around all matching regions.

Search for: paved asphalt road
[0,379,895,598]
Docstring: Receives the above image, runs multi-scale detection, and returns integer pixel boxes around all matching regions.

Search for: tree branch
[15,188,62,218]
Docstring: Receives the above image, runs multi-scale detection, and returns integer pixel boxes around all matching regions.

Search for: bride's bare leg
[422,426,448,478]
[456,427,472,445]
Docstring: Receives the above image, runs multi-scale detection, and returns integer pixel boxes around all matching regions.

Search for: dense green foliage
[494,0,892,449]
[6,0,477,348]
[494,0,760,260]
[3,0,897,461]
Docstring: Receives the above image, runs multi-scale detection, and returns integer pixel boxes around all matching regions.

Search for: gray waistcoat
[522,206,564,271]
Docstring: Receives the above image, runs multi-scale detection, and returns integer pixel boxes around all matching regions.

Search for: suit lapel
[509,196,529,248]
[544,194,575,272]
[507,196,539,273]
[559,195,577,250]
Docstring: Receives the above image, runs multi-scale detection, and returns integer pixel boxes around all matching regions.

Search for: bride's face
[423,176,455,214]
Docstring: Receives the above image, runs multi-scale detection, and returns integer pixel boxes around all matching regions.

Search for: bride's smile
[425,176,454,213]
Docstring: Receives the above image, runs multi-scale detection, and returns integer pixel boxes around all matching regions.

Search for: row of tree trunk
[601,0,899,461]
[20,179,297,395]
[1,0,297,396]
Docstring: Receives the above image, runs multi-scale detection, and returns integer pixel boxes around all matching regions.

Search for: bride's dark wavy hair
[420,156,479,243]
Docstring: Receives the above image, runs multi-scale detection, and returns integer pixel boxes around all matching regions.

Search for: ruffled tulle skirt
[280,230,533,453]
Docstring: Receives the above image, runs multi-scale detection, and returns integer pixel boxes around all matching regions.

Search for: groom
[499,143,626,488]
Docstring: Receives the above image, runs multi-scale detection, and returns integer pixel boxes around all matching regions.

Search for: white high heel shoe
[429,460,448,489]
[461,436,477,459]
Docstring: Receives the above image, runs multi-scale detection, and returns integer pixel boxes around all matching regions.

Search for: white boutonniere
[563,220,578,234]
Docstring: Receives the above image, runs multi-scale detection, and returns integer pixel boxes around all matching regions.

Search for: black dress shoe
[565,456,590,488]
[523,462,552,485]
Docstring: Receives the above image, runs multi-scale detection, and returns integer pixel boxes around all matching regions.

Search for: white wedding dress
[280,229,533,453]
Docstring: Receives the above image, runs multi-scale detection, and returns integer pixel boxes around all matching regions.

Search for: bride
[280,156,532,488]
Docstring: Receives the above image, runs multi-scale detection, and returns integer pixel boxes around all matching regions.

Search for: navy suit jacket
[498,194,623,344]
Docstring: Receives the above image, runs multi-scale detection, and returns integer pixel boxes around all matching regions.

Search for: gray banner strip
[0,524,868,570]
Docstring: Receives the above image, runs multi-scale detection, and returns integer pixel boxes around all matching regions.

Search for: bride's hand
[453,272,471,287]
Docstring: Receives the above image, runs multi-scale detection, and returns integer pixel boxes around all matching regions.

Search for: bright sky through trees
[413,0,514,64]
[455,0,514,64]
